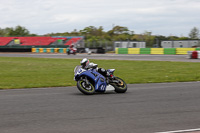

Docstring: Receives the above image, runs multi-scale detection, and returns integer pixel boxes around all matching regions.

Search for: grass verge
[0,57,200,89]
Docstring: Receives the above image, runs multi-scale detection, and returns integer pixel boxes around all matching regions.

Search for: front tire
[110,77,127,93]
[77,79,95,95]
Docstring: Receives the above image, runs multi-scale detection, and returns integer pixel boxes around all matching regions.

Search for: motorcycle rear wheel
[77,79,95,95]
[111,77,127,93]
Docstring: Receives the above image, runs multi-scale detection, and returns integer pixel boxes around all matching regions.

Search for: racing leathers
[83,62,111,78]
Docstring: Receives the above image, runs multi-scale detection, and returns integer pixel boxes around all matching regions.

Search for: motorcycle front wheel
[110,77,127,93]
[77,79,95,95]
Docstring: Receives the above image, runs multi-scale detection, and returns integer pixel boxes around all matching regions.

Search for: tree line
[0,25,199,47]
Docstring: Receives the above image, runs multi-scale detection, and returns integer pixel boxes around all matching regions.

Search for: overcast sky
[0,0,199,36]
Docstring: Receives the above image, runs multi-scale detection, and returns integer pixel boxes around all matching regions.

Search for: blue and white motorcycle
[74,66,127,95]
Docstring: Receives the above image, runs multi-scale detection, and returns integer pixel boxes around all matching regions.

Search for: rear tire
[111,77,127,93]
[77,79,95,95]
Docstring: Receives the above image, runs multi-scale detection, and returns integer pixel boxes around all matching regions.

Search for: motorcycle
[74,65,127,95]
[67,48,77,55]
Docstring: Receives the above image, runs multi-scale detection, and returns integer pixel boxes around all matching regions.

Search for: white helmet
[80,58,90,68]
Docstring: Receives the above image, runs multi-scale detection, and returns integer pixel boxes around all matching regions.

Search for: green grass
[0,57,200,89]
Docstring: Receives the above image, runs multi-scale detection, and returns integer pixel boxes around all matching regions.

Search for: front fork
[81,77,90,87]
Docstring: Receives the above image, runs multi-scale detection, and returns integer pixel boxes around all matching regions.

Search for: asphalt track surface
[1,83,200,133]
[0,52,200,62]
[0,53,200,133]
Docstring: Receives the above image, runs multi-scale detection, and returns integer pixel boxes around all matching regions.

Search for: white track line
[155,128,200,133]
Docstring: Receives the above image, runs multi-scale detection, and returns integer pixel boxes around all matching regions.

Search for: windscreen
[74,65,82,74]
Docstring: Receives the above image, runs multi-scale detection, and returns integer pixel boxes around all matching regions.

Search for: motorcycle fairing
[75,68,107,92]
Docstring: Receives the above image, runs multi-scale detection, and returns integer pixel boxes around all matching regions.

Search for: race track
[0,53,200,133]
[0,52,200,62]
[0,82,200,133]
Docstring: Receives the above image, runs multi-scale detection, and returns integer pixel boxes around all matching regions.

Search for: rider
[80,58,112,78]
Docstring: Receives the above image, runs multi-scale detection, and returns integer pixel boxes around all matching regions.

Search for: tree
[113,26,129,34]
[80,26,104,36]
[0,25,31,37]
[107,26,134,41]
[0,28,5,36]
[189,27,199,39]
[10,25,30,36]
[108,25,129,36]
[141,31,155,47]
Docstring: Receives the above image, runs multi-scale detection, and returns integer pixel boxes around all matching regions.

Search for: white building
[161,40,200,48]
[114,41,146,48]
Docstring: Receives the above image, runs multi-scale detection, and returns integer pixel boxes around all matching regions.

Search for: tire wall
[115,48,198,55]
